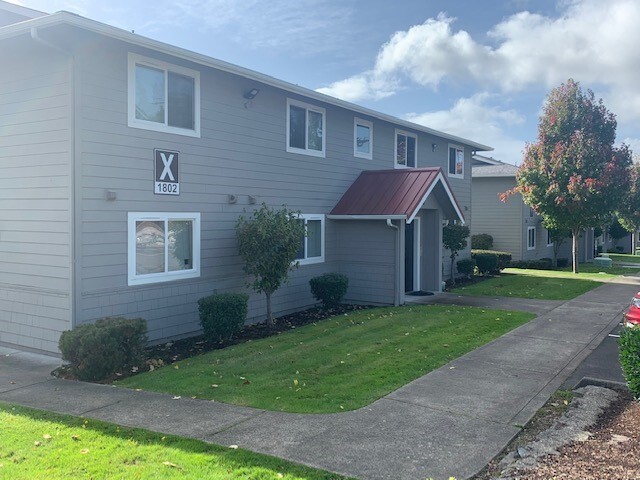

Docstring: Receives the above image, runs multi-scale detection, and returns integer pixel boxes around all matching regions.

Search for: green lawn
[118,305,533,413]
[606,253,640,264]
[0,403,349,480]
[452,264,632,300]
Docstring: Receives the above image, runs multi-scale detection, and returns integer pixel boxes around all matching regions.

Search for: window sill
[286,146,325,158]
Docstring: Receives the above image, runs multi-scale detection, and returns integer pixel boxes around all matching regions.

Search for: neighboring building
[471,155,594,263]
[0,3,491,354]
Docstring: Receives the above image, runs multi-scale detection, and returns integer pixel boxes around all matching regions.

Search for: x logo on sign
[159,152,175,181]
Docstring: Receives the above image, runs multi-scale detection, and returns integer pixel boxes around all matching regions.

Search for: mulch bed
[516,390,639,480]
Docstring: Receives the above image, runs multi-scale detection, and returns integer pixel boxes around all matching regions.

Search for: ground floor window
[295,214,325,265]
[527,226,536,250]
[128,212,201,285]
[546,229,553,246]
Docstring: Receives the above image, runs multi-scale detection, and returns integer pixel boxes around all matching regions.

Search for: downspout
[30,27,78,330]
[386,219,401,306]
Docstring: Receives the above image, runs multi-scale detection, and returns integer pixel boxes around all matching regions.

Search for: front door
[405,222,414,292]
[404,218,420,293]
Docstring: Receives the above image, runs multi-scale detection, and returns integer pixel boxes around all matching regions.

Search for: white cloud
[318,0,640,117]
[405,93,527,163]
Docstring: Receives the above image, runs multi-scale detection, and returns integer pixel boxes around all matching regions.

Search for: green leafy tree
[442,223,470,285]
[618,163,640,233]
[236,204,305,326]
[512,79,632,273]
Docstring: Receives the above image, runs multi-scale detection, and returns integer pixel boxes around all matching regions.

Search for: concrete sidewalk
[1,277,639,480]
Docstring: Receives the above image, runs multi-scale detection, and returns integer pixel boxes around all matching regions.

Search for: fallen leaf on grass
[71,435,80,441]
[34,441,42,447]
[162,461,180,468]
[80,449,89,454]
[211,384,219,388]
[293,379,299,386]
[43,434,52,440]
[229,445,238,449]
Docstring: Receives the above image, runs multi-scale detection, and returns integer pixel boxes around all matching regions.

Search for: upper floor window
[354,118,373,159]
[448,145,464,178]
[287,99,326,157]
[128,212,201,286]
[295,214,325,265]
[527,226,536,250]
[128,54,200,137]
[395,130,417,168]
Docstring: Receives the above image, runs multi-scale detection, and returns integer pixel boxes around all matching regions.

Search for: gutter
[30,26,78,330]
[386,219,402,306]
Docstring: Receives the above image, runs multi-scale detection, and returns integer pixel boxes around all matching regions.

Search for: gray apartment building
[0,2,491,354]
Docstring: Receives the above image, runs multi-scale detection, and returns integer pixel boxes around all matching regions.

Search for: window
[128,212,201,285]
[529,207,535,218]
[527,226,536,250]
[286,99,326,157]
[547,229,553,247]
[128,53,200,137]
[295,214,325,265]
[354,118,373,159]
[448,145,464,178]
[395,130,417,168]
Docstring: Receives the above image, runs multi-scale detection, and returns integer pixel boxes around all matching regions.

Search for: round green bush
[309,273,349,309]
[471,234,493,250]
[198,293,249,343]
[456,258,476,277]
[619,327,640,398]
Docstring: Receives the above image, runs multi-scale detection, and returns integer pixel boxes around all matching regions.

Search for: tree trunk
[450,254,456,286]
[265,291,273,327]
[572,227,580,274]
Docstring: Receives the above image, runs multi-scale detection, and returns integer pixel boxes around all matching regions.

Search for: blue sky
[9,0,640,163]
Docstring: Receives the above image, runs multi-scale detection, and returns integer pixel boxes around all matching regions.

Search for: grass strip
[118,305,533,413]
[0,403,350,480]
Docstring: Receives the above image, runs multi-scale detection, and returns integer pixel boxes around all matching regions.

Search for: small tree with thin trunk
[235,204,305,327]
[442,223,470,285]
[508,79,632,273]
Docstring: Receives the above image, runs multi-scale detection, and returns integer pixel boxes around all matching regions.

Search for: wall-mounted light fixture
[243,88,260,100]
[431,143,438,152]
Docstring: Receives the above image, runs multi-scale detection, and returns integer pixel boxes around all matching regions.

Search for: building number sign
[154,149,180,195]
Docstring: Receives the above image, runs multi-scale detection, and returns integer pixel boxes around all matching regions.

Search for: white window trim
[394,129,418,169]
[527,226,536,250]
[286,98,326,158]
[128,212,201,286]
[296,214,325,265]
[448,144,464,179]
[546,229,553,247]
[354,117,373,159]
[128,53,201,138]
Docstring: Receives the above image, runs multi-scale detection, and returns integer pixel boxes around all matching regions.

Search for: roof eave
[0,12,493,152]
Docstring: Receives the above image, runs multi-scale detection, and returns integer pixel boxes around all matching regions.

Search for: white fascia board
[407,172,465,224]
[0,12,493,152]
[327,214,406,221]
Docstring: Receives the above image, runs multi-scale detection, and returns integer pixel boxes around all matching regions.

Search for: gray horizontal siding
[0,43,72,353]
[71,37,476,343]
[471,177,522,260]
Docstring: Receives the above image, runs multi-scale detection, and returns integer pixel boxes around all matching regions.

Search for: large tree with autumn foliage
[618,163,640,234]
[515,79,632,272]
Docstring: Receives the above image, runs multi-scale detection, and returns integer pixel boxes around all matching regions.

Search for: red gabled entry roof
[330,167,464,223]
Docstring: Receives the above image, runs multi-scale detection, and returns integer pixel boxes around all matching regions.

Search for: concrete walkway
[2,277,639,480]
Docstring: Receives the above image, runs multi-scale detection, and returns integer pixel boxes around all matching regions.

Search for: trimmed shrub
[557,258,569,268]
[471,233,493,250]
[456,258,476,278]
[619,327,640,398]
[198,293,249,343]
[59,317,147,382]
[509,259,553,270]
[472,251,498,275]
[310,273,349,309]
[471,249,512,274]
